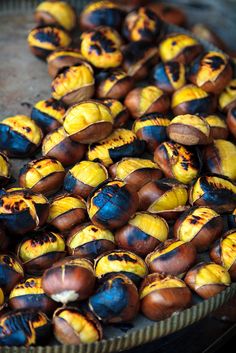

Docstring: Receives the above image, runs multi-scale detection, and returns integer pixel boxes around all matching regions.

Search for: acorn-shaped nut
[147,3,187,27]
[42,257,95,303]
[17,231,66,274]
[47,49,86,78]
[63,100,113,143]
[109,158,162,191]
[0,115,43,158]
[125,86,170,119]
[203,114,228,140]
[53,306,102,344]
[101,98,130,128]
[80,26,123,69]
[115,212,168,257]
[140,273,192,321]
[67,223,116,259]
[19,157,65,196]
[167,114,211,145]
[48,194,87,232]
[51,63,95,105]
[185,262,231,299]
[227,107,236,138]
[87,180,139,230]
[152,61,186,94]
[154,141,199,184]
[0,254,24,293]
[0,152,11,187]
[132,113,170,152]
[228,208,236,229]
[174,206,223,252]
[64,161,108,199]
[27,25,72,60]
[189,175,236,213]
[219,79,236,113]
[89,273,139,323]
[88,128,145,167]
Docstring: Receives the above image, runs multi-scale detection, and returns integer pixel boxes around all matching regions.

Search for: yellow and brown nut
[227,106,236,138]
[0,254,24,293]
[184,262,231,299]
[89,273,139,323]
[115,212,168,257]
[42,256,96,304]
[0,115,43,158]
[51,63,95,105]
[167,114,212,145]
[80,26,123,69]
[64,160,108,199]
[63,100,113,144]
[203,114,228,140]
[53,306,102,344]
[67,223,115,260]
[87,180,139,230]
[152,61,186,94]
[174,206,223,252]
[17,231,66,274]
[27,25,72,60]
[0,152,11,187]
[48,194,87,232]
[219,79,236,113]
[101,98,130,128]
[140,273,192,321]
[19,157,65,196]
[124,86,170,119]
[87,128,145,167]
[147,3,187,27]
[47,49,86,78]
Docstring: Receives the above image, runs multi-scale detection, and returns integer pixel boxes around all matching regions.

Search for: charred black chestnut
[0,254,24,293]
[152,61,186,94]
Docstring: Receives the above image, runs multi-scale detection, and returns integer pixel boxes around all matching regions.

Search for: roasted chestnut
[101,98,130,128]
[53,307,102,344]
[115,212,169,257]
[228,208,236,229]
[42,257,95,303]
[19,157,65,196]
[174,206,223,252]
[96,69,134,99]
[0,152,11,187]
[147,3,187,26]
[47,49,86,78]
[0,115,43,158]
[227,106,236,137]
[64,160,108,199]
[87,180,139,230]
[48,194,87,232]
[185,262,231,299]
[203,114,228,140]
[89,273,139,323]
[152,61,186,94]
[87,128,145,167]
[140,273,192,321]
[124,86,170,119]
[219,79,236,113]
[63,100,113,143]
[0,254,24,293]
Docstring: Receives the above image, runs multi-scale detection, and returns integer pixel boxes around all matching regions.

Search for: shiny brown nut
[228,208,236,229]
[63,100,113,143]
[47,194,87,232]
[219,79,236,113]
[152,61,186,94]
[154,141,199,184]
[67,223,115,260]
[147,3,187,26]
[115,212,168,257]
[203,114,228,140]
[227,106,236,137]
[0,254,24,293]
[140,273,192,321]
[167,114,211,145]
[53,306,102,344]
[146,240,197,276]
[96,69,134,99]
[184,262,231,299]
[124,86,170,119]
[174,206,223,252]
[42,256,95,303]
[17,231,66,274]
[191,24,228,52]
[19,157,65,196]
[87,180,139,230]
[0,152,11,187]
[100,98,130,128]
[27,25,72,60]
[51,63,95,105]
[89,273,139,323]
[109,157,162,191]
[64,161,108,199]
[80,26,123,69]
[47,49,86,78]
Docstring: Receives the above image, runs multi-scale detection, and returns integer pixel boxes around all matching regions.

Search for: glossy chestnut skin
[219,79,236,113]
[47,49,86,78]
[227,106,236,138]
[140,273,192,321]
[184,262,231,299]
[203,114,229,140]
[101,98,130,128]
[0,254,24,293]
[0,152,11,187]
[87,180,139,230]
[89,273,139,323]
[147,3,187,27]
[152,61,186,94]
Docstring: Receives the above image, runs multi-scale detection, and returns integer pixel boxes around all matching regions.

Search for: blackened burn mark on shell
[107,253,137,263]
[35,29,60,46]
[167,62,181,82]
[91,31,117,53]
[206,55,225,70]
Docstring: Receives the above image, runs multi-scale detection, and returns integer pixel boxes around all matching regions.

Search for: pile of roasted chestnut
[0,0,236,347]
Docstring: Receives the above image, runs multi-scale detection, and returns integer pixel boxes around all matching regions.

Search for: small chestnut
[219,79,236,113]
[152,61,186,94]
[227,106,236,138]
[147,3,187,27]
[101,98,130,128]
[203,114,229,140]
[0,152,11,187]
[47,49,86,78]
[0,254,24,293]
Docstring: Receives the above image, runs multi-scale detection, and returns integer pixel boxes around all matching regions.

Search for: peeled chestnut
[64,160,108,199]
[42,257,95,304]
[0,152,11,187]
[219,79,236,113]
[185,262,231,299]
[48,194,87,232]
[87,180,139,230]
[203,114,228,140]
[19,157,65,196]
[89,273,139,323]
[227,106,236,137]
[0,254,24,293]
[0,115,43,158]
[125,86,170,119]
[115,212,168,257]
[228,208,236,228]
[63,100,113,143]
[152,61,186,94]
[47,49,86,78]
[147,3,187,27]
[101,98,130,128]
[140,273,192,321]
